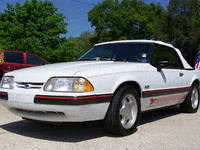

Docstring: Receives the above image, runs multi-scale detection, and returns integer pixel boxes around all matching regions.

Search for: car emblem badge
[25,84,30,89]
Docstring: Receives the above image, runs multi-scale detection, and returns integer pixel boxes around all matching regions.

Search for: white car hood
[5,61,149,82]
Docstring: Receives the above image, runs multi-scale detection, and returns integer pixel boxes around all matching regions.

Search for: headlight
[44,77,94,92]
[1,76,14,89]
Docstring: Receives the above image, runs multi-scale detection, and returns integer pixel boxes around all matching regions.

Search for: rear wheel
[180,83,199,113]
[103,86,141,136]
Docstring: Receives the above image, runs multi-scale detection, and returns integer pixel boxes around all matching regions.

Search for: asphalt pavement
[0,104,200,150]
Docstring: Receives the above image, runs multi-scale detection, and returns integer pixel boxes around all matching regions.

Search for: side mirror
[157,61,169,72]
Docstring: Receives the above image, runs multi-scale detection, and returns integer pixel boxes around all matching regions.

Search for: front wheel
[103,86,141,136]
[180,83,200,113]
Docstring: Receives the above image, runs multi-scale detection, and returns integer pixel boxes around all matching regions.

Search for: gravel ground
[0,104,200,150]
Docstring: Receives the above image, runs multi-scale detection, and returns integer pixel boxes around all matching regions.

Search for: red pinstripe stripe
[143,87,191,94]
[35,94,113,100]
[0,92,7,96]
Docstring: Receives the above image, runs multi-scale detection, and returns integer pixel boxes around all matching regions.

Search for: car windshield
[77,43,153,63]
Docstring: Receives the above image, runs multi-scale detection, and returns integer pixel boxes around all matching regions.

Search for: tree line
[0,0,199,65]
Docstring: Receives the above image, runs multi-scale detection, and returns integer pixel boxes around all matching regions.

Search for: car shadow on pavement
[139,105,181,125]
[0,106,181,142]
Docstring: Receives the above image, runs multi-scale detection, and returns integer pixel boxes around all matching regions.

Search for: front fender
[111,74,142,94]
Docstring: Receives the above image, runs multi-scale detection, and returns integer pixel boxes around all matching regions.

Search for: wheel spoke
[120,99,128,116]
[193,90,197,99]
[120,114,129,127]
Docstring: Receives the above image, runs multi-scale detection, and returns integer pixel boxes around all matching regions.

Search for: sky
[0,0,170,38]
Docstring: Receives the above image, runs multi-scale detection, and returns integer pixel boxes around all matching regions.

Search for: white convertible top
[95,40,193,69]
[95,40,174,48]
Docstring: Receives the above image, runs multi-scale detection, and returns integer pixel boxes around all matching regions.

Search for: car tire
[103,86,141,136]
[180,83,200,113]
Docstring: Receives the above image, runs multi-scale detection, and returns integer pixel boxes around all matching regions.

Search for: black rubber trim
[34,94,113,105]
[142,87,191,98]
[185,68,195,70]
[0,92,8,100]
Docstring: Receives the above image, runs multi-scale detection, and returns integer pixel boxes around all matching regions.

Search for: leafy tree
[43,37,78,63]
[74,31,94,57]
[152,8,174,43]
[166,0,200,65]
[193,0,200,50]
[0,45,3,65]
[0,0,68,63]
[88,0,165,42]
[195,0,200,28]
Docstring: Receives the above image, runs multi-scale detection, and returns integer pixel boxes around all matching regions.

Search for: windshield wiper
[115,58,128,62]
[77,59,92,61]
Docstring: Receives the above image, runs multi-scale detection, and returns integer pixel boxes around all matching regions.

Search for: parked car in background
[0,40,199,136]
[0,50,48,78]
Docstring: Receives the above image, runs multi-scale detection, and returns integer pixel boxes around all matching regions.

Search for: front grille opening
[13,108,65,115]
[15,82,44,89]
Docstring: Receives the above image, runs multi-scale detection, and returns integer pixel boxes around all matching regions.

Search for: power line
[69,0,96,6]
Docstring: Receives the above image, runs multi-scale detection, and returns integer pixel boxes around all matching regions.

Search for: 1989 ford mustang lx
[0,40,199,135]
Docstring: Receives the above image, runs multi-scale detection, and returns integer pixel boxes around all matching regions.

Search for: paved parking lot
[0,104,200,150]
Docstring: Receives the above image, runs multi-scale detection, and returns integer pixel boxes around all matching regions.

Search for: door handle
[179,73,184,77]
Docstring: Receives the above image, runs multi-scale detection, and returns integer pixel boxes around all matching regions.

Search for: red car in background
[0,50,48,78]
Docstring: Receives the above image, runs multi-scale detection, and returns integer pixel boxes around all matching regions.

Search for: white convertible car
[0,40,199,135]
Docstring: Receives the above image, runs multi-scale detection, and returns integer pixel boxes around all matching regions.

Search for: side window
[27,54,44,65]
[151,45,182,69]
[4,51,23,64]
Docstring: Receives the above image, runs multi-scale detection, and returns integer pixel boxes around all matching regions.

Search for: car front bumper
[0,91,113,122]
